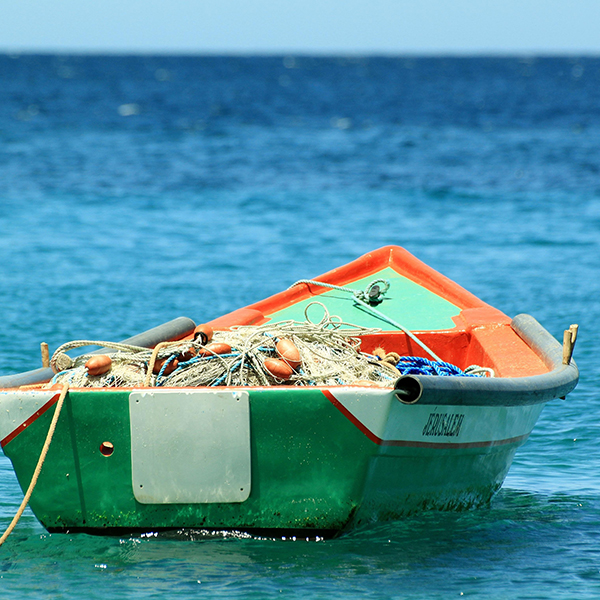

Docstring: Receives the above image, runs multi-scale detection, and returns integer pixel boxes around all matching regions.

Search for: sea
[0,55,599,599]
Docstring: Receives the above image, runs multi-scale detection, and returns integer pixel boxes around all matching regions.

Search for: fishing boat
[0,246,579,536]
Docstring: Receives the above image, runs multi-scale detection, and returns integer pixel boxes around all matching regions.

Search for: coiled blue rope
[395,356,483,377]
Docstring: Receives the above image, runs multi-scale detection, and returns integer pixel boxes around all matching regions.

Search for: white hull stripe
[0,391,59,447]
[323,389,542,448]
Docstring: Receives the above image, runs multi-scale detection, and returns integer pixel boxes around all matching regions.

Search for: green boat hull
[1,387,537,534]
[0,247,579,534]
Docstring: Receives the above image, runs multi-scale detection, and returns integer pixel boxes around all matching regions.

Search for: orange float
[179,346,198,362]
[153,357,179,375]
[197,342,232,357]
[264,358,293,380]
[193,324,214,345]
[276,338,301,370]
[85,355,112,377]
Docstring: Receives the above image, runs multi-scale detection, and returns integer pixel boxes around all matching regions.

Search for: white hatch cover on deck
[129,390,251,504]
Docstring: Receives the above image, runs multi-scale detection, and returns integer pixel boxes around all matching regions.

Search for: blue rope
[395,356,480,377]
[50,370,75,384]
[161,351,244,382]
[156,355,179,386]
[210,359,244,386]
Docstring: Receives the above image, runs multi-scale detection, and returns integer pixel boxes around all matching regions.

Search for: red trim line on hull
[322,390,530,449]
[0,393,59,448]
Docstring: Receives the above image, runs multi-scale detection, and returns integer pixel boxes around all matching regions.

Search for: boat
[0,246,579,536]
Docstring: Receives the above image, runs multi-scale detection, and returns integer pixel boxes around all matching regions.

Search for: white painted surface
[0,391,57,445]
[130,389,251,504]
[329,388,544,444]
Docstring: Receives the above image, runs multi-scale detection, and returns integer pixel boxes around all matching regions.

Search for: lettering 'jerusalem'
[422,413,465,437]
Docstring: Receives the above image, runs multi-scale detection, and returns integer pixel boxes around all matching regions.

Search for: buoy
[153,357,179,375]
[276,339,301,370]
[193,324,214,345]
[179,346,198,362]
[264,358,293,380]
[85,355,112,377]
[197,343,232,357]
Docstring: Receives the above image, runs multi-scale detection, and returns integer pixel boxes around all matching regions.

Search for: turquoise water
[1,55,599,598]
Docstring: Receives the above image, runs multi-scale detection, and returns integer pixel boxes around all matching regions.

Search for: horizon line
[2,49,600,59]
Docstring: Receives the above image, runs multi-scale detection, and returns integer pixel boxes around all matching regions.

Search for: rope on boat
[290,278,391,304]
[50,340,150,373]
[289,278,443,362]
[395,356,494,378]
[44,278,494,389]
[0,382,69,547]
[165,314,393,388]
[46,315,400,389]
[144,340,183,387]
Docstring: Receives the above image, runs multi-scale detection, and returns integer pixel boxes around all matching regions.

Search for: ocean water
[0,55,599,598]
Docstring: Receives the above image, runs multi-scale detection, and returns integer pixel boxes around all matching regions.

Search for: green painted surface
[3,387,520,532]
[5,389,376,531]
[355,450,515,524]
[267,268,461,331]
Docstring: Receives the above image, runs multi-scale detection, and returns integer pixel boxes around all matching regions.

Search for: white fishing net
[45,309,399,389]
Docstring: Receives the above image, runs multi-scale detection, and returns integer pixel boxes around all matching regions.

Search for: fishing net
[44,309,400,389]
[43,296,493,390]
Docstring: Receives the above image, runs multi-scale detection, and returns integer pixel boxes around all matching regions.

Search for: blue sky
[1,0,599,55]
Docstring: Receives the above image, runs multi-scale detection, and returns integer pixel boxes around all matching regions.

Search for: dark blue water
[1,55,599,598]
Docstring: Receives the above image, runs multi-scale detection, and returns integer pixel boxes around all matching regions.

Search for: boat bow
[394,313,579,406]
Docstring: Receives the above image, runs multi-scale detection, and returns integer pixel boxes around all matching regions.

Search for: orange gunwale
[206,246,548,378]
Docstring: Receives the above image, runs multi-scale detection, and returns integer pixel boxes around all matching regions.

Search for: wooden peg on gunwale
[40,342,50,368]
[562,324,579,365]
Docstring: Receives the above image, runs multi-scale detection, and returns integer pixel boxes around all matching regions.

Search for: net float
[276,338,301,370]
[264,358,293,380]
[153,357,179,375]
[85,355,112,377]
[193,324,214,345]
[197,342,232,357]
[179,346,198,362]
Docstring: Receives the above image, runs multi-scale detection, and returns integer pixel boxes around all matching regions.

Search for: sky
[1,0,599,55]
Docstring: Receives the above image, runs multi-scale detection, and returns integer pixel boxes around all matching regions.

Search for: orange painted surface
[254,246,490,318]
[207,307,266,329]
[202,246,550,379]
